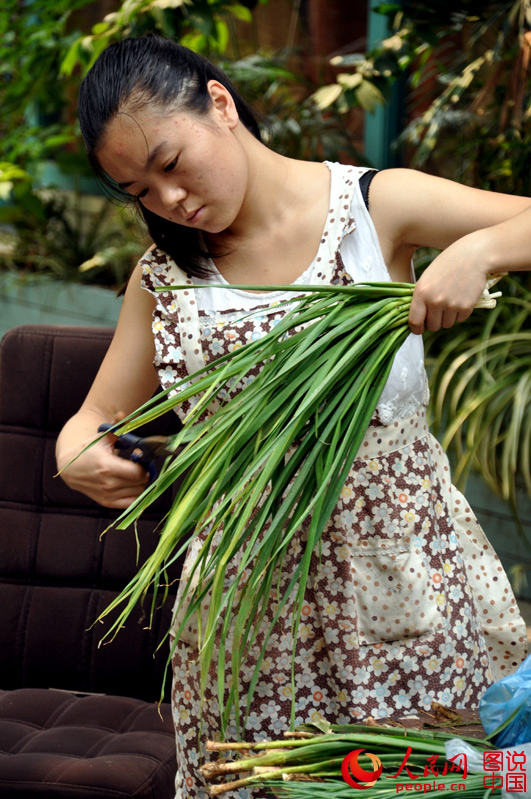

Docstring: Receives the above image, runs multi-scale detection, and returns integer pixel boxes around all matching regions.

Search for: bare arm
[369,169,531,333]
[56,263,160,507]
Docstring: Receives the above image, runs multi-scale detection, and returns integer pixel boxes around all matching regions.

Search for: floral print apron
[139,165,527,799]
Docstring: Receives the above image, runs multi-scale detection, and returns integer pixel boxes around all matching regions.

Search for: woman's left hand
[367,169,531,336]
[408,231,490,335]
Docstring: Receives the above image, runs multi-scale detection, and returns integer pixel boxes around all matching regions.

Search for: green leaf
[311,83,342,110]
[227,3,252,22]
[214,18,229,52]
[92,21,110,34]
[180,30,207,52]
[355,79,386,112]
[0,181,13,200]
[43,134,76,148]
[336,72,362,89]
[59,38,81,76]
[0,162,30,182]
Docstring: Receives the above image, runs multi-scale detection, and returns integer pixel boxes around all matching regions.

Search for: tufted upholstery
[0,690,176,798]
[0,325,182,798]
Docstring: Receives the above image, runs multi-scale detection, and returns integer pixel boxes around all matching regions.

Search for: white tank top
[140,161,428,425]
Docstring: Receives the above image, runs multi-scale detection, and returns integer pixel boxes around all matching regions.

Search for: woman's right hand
[56,416,149,509]
[55,262,160,509]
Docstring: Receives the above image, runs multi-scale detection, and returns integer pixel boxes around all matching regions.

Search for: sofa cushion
[0,325,183,700]
[0,688,176,798]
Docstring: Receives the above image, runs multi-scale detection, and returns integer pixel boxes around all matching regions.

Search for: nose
[157,181,187,211]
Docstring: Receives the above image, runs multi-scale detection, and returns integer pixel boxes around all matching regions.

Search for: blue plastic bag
[479,653,531,747]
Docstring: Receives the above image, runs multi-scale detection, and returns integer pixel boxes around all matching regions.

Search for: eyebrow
[118,140,168,189]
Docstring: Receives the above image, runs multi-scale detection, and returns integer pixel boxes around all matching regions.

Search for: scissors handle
[97,423,160,483]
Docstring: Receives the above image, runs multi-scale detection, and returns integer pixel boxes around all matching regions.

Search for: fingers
[409,290,475,334]
[99,452,147,482]
[95,488,147,510]
[408,295,427,335]
[80,475,149,509]
[440,308,472,329]
[59,441,149,509]
[441,309,457,328]
[56,413,153,510]
[87,457,149,507]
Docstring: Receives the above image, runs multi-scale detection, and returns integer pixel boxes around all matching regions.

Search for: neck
[209,127,303,245]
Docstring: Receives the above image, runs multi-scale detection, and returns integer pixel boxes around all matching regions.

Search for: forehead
[95,108,199,182]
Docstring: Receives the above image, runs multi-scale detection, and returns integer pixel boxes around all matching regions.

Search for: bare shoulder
[368,168,531,252]
[123,260,157,304]
[111,262,156,359]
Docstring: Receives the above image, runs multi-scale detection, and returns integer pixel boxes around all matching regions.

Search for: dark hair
[78,35,262,277]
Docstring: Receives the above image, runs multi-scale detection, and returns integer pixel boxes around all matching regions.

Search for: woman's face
[95,82,249,234]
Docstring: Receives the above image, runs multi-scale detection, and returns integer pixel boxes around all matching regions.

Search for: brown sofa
[0,324,183,798]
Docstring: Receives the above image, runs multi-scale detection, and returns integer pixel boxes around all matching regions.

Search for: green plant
[60,0,255,75]
[312,0,530,193]
[67,280,499,732]
[76,282,414,733]
[426,277,531,529]
[201,715,497,795]
[222,53,364,162]
[0,0,262,289]
[0,0,93,167]
[0,0,147,288]
[0,167,148,288]
[397,0,530,193]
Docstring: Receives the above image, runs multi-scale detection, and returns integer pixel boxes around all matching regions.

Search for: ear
[206,80,239,129]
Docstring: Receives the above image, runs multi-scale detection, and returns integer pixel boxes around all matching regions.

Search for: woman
[56,34,529,798]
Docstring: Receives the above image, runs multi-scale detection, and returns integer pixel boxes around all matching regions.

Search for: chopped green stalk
[202,721,499,797]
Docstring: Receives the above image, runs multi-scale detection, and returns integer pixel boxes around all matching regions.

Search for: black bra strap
[359,169,378,212]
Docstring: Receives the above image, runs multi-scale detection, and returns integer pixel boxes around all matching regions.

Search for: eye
[135,188,148,200]
[163,157,178,173]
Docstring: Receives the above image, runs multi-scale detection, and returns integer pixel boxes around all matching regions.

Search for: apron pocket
[351,544,443,646]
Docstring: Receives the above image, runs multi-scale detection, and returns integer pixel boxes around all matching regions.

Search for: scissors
[98,423,173,484]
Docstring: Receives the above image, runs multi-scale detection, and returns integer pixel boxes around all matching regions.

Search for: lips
[185,207,204,224]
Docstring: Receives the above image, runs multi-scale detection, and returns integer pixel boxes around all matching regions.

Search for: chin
[201,215,237,235]
[206,222,232,235]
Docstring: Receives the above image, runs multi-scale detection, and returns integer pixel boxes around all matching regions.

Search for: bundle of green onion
[202,718,499,797]
[84,280,500,732]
